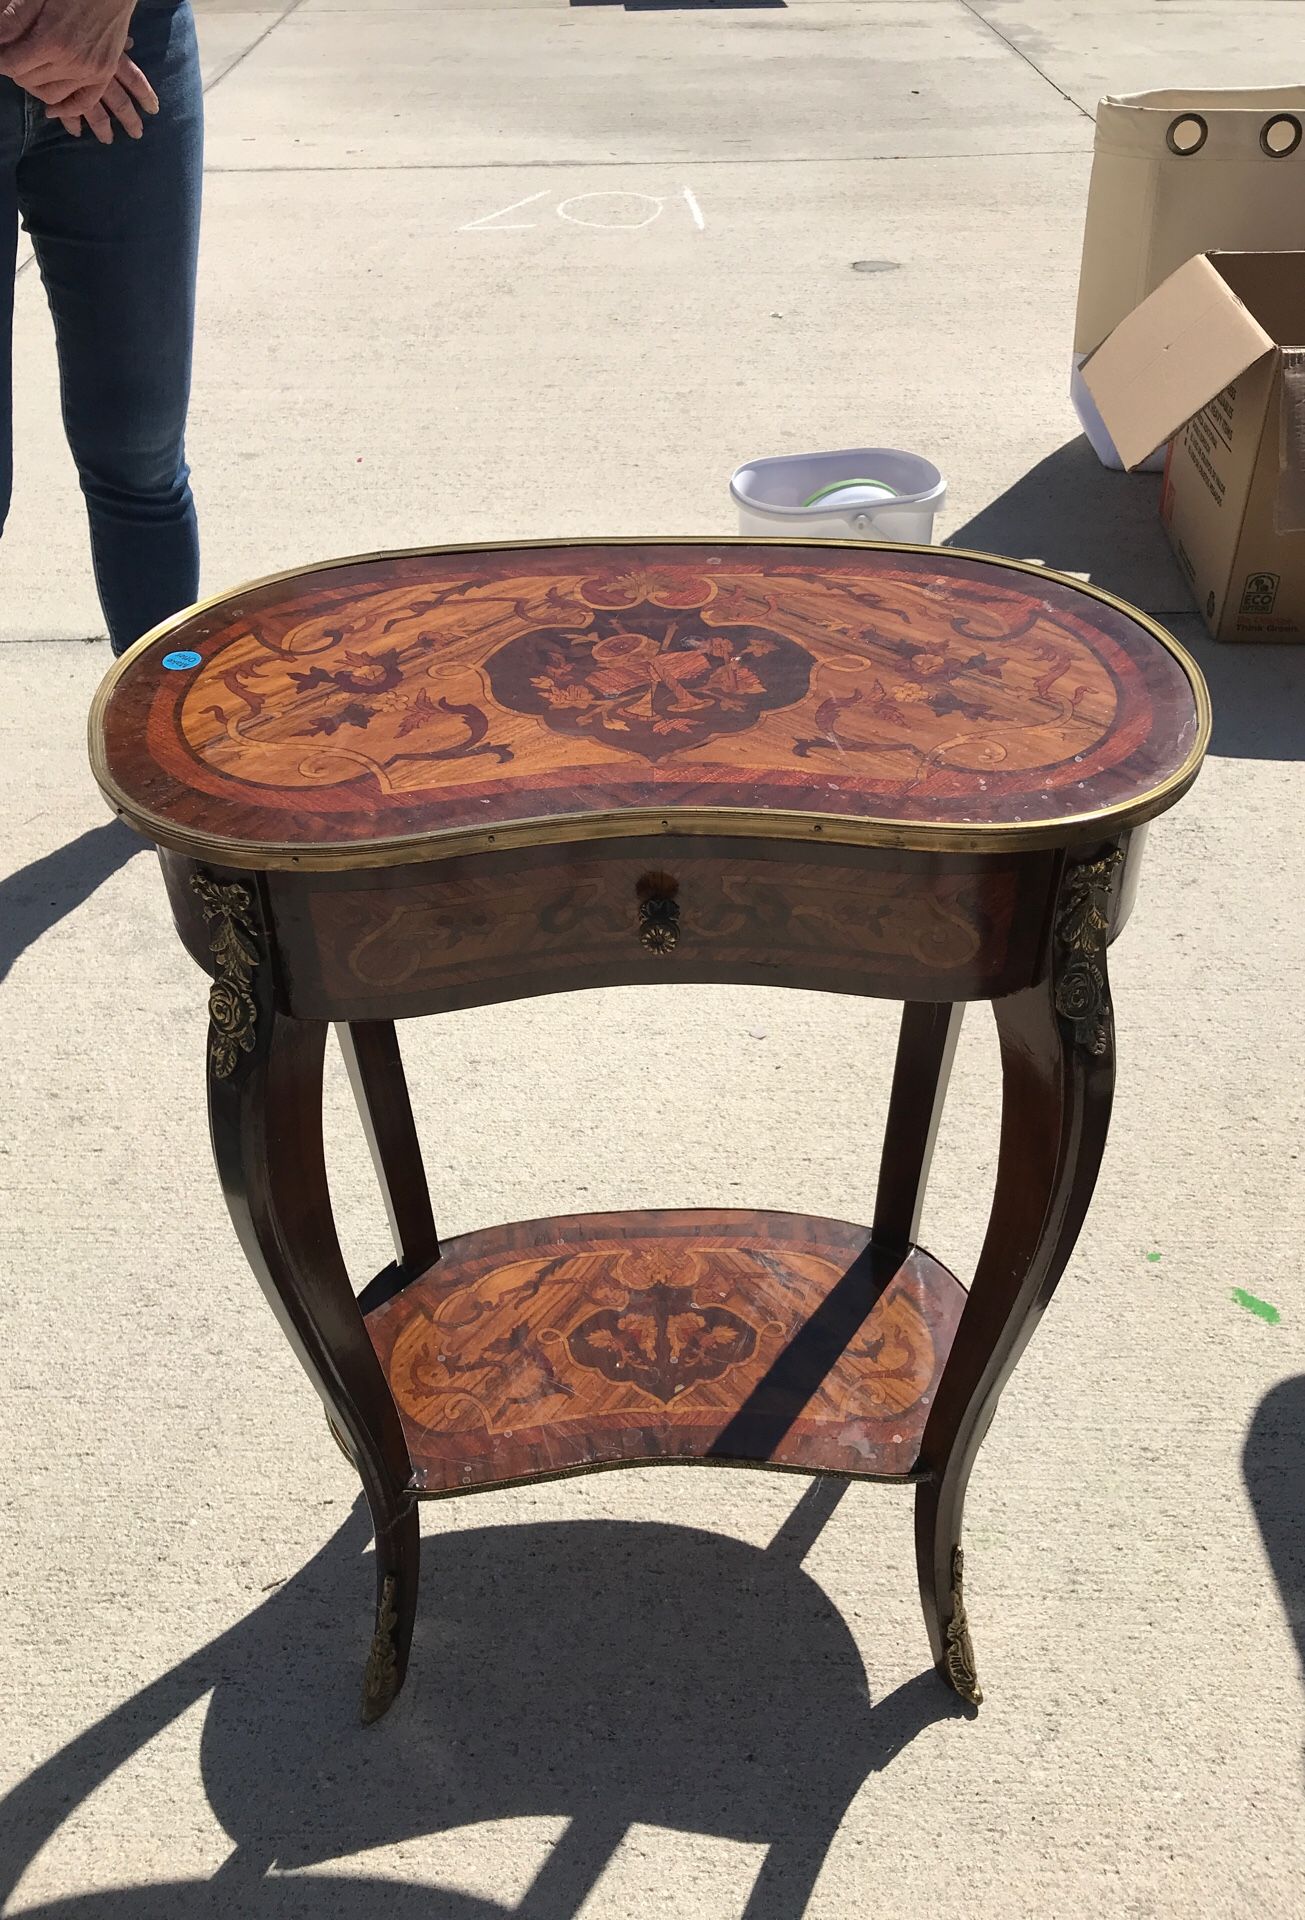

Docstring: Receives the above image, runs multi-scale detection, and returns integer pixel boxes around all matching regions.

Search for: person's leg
[0,82,25,544]
[17,2,202,654]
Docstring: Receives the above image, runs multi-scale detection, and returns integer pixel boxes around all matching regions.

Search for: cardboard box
[1070,89,1305,472]
[1082,250,1305,641]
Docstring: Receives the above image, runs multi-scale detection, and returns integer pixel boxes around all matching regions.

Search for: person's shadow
[0,821,142,986]
[1244,1373,1305,1785]
[0,1484,961,1918]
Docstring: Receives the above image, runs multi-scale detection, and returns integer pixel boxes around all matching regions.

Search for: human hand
[56,47,159,143]
[0,0,137,120]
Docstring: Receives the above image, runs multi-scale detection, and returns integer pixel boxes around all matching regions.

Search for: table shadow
[1244,1374,1305,1751]
[0,1880,508,1920]
[1162,624,1305,762]
[0,1486,960,1919]
[0,821,142,986]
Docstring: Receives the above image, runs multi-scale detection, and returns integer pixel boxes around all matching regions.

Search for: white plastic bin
[731,448,946,544]
[1070,356,1167,473]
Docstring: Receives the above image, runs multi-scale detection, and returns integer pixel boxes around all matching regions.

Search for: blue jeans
[0,1,202,654]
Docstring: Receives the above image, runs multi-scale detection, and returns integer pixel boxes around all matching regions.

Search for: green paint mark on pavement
[1145,1251,1162,1263]
[1231,1288,1280,1326]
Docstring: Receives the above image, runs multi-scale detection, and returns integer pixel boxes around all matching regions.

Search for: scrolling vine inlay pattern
[364,1211,968,1493]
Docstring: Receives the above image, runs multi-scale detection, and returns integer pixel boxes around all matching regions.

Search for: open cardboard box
[1082,250,1305,640]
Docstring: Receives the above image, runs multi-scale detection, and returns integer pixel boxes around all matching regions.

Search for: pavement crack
[955,0,1093,121]
[202,0,314,97]
[202,147,1090,176]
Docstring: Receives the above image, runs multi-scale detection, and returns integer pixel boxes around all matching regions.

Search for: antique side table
[89,540,1208,1723]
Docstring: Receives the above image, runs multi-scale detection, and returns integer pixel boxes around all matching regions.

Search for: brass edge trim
[91,785,1203,871]
[88,536,1213,872]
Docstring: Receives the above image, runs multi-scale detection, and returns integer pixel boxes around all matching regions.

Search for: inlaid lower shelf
[363,1210,967,1495]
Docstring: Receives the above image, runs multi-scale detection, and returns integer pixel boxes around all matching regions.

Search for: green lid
[800,478,901,509]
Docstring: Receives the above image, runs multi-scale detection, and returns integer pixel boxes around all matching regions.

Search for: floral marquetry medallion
[565,1277,759,1402]
[93,542,1208,866]
[483,608,812,760]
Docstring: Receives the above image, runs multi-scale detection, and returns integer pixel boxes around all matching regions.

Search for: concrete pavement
[2,3,1304,1915]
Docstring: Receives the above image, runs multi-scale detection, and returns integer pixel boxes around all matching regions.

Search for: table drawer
[268,838,1051,1019]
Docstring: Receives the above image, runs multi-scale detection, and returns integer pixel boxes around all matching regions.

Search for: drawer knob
[636,872,680,955]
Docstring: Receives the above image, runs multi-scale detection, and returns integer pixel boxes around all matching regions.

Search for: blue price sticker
[162,650,202,672]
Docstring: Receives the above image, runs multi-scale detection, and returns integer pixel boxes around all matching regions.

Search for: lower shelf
[364,1209,966,1496]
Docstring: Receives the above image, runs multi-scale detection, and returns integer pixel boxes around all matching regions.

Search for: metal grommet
[1166,113,1208,156]
[1261,113,1302,157]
